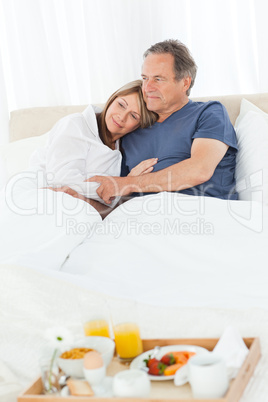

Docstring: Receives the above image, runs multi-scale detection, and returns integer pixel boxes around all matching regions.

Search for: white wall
[0,0,268,144]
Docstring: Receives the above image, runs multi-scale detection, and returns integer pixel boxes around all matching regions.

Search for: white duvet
[0,172,101,268]
[0,178,268,401]
[60,192,268,309]
[1,176,268,310]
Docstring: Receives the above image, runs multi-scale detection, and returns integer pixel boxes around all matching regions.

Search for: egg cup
[83,366,106,395]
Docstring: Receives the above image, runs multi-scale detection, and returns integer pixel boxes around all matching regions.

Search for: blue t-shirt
[121,100,238,200]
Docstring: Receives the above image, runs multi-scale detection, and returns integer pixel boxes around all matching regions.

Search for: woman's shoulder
[56,104,100,139]
[56,105,96,126]
[81,105,99,138]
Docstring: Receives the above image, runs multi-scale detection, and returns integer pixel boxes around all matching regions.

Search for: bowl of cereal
[57,337,115,378]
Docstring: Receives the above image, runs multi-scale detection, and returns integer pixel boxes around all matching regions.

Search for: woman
[29,80,158,214]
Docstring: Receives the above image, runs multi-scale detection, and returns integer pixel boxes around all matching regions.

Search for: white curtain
[0,0,268,145]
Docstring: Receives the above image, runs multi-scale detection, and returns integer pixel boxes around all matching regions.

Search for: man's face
[141,53,190,117]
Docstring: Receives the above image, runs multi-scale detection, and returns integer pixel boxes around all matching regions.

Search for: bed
[1,93,268,401]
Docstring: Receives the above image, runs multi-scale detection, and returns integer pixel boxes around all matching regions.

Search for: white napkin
[212,326,249,379]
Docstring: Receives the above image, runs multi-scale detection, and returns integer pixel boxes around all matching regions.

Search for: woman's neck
[110,141,116,150]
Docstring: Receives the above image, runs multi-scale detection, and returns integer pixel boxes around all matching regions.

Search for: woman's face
[105,93,141,140]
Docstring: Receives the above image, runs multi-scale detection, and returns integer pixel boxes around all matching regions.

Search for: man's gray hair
[144,39,197,96]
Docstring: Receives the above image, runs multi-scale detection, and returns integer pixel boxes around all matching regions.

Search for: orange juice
[113,322,143,359]
[84,319,110,337]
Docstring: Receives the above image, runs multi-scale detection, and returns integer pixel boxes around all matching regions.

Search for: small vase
[40,355,61,394]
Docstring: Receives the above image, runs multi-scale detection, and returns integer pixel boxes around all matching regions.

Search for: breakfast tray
[18,337,261,402]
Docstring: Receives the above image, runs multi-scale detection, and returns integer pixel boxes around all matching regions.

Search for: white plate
[130,344,209,381]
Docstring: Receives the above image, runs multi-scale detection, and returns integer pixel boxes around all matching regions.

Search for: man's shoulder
[189,99,230,120]
[190,99,224,110]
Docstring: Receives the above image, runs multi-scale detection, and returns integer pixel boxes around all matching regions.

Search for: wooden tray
[18,337,261,402]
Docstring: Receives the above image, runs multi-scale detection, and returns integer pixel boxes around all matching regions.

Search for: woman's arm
[47,186,114,219]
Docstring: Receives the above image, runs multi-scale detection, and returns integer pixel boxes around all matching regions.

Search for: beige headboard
[9,93,268,142]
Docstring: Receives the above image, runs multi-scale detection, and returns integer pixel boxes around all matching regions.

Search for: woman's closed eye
[131,113,139,121]
[117,99,140,121]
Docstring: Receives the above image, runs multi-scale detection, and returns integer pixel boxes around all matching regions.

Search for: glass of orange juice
[113,322,143,361]
[81,300,111,338]
[84,319,110,337]
[110,301,143,362]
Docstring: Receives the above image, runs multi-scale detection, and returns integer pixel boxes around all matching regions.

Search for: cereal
[60,347,95,359]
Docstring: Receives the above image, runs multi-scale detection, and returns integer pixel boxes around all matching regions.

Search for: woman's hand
[128,158,158,176]
[46,186,87,201]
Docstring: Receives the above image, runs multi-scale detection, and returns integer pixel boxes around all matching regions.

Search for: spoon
[58,374,70,388]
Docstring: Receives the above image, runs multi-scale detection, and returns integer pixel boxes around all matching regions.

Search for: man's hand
[86,159,158,204]
[86,176,136,204]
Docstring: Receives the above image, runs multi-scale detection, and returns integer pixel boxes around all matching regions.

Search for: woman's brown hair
[97,80,158,148]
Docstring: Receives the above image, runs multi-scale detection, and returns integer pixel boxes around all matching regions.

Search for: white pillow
[0,133,48,189]
[235,110,268,203]
[235,98,268,128]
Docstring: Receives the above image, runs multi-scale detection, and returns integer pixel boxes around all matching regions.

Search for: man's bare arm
[88,138,229,204]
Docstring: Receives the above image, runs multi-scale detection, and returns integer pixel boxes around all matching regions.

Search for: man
[91,39,238,205]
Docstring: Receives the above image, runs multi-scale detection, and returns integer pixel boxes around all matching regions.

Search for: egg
[83,351,104,370]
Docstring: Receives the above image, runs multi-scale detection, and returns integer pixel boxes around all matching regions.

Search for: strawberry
[160,353,176,366]
[148,361,167,376]
[143,355,160,368]
[148,358,159,368]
